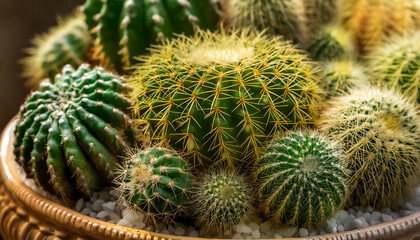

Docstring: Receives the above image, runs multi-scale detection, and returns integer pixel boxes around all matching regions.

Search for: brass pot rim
[2,118,420,240]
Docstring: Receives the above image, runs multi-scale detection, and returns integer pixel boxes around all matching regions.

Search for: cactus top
[129,30,321,168]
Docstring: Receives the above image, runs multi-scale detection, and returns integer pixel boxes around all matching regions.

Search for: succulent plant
[257,131,348,227]
[304,0,341,35]
[129,30,321,168]
[308,24,355,61]
[367,32,420,103]
[83,0,222,70]
[192,169,254,235]
[13,64,135,200]
[319,60,367,99]
[318,87,420,209]
[22,13,90,89]
[115,146,192,225]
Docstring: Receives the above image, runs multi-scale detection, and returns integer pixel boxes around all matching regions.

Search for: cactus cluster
[116,147,192,225]
[257,131,348,227]
[129,30,321,168]
[22,13,90,89]
[13,64,135,200]
[83,0,222,70]
[318,88,420,208]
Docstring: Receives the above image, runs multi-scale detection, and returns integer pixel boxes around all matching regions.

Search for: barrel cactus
[22,13,90,89]
[83,0,222,70]
[367,32,420,103]
[14,64,135,200]
[192,169,254,235]
[304,0,341,36]
[116,147,192,225]
[257,131,348,227]
[318,88,420,208]
[129,30,321,168]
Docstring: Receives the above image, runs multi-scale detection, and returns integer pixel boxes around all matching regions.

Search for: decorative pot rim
[1,118,420,240]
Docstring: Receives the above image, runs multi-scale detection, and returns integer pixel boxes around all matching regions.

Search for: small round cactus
[191,169,254,235]
[367,31,420,103]
[129,30,321,168]
[14,64,135,200]
[22,13,90,89]
[318,87,420,208]
[308,24,355,61]
[257,131,348,227]
[116,147,192,225]
[304,0,341,35]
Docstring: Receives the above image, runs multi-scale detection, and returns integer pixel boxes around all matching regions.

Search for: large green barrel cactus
[318,87,420,208]
[129,31,321,168]
[257,131,348,227]
[83,0,222,70]
[22,13,90,89]
[116,147,192,225]
[14,64,135,200]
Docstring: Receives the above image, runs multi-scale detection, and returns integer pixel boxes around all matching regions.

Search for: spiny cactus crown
[318,87,420,208]
[129,30,321,168]
[257,131,348,227]
[116,147,192,225]
[22,13,90,89]
[13,64,135,200]
[192,169,254,235]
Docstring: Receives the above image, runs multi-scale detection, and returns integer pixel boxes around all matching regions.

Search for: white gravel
[15,161,420,238]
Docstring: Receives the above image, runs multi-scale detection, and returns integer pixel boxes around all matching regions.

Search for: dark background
[0,0,84,130]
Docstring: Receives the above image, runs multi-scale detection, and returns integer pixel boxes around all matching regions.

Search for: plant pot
[1,118,420,240]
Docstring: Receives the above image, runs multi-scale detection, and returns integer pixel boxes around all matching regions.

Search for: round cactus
[367,32,420,103]
[83,0,222,70]
[22,13,90,89]
[308,24,355,61]
[116,147,192,225]
[257,131,348,227]
[13,64,135,200]
[129,30,322,168]
[320,60,367,99]
[318,87,420,208]
[192,169,254,234]
[304,0,341,35]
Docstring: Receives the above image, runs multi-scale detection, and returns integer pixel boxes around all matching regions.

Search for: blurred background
[0,0,83,130]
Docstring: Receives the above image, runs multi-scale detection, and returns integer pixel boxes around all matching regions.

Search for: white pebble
[337,225,345,232]
[249,222,260,230]
[260,221,272,233]
[89,212,96,218]
[276,227,297,237]
[92,199,106,211]
[235,223,253,234]
[102,201,115,211]
[75,198,84,212]
[381,214,393,222]
[174,227,186,236]
[96,211,109,218]
[371,211,381,221]
[299,228,309,237]
[338,210,351,223]
[251,230,261,239]
[273,233,283,239]
[188,230,199,237]
[232,233,243,239]
[161,230,170,235]
[81,208,90,215]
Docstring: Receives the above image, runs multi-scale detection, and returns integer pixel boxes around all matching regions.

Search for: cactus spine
[116,147,192,225]
[129,30,321,168]
[83,0,222,70]
[257,131,348,227]
[22,13,90,89]
[192,169,254,235]
[318,88,420,208]
[367,32,420,103]
[14,64,135,200]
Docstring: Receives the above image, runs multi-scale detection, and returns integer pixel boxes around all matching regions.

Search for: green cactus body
[368,32,420,103]
[84,0,221,70]
[320,60,367,99]
[308,24,355,61]
[129,31,321,168]
[318,88,420,208]
[192,170,253,235]
[257,131,348,227]
[304,0,340,31]
[116,147,192,225]
[14,64,135,200]
[22,13,90,89]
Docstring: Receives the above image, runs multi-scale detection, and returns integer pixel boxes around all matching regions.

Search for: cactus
[83,0,222,70]
[115,147,192,225]
[304,0,341,36]
[317,87,420,208]
[191,169,254,235]
[320,60,367,99]
[308,24,355,61]
[13,64,135,200]
[257,131,348,227]
[129,30,322,168]
[367,32,420,103]
[22,13,90,89]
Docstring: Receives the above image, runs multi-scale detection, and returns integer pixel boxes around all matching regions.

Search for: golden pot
[1,118,420,240]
